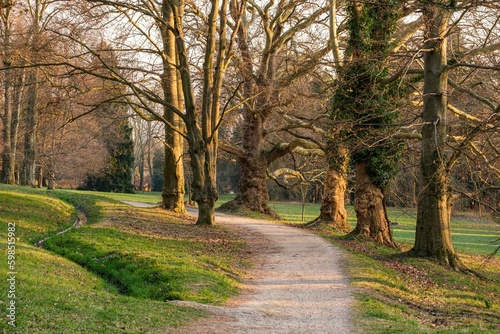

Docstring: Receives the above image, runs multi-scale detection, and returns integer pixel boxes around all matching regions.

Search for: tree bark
[1,4,16,185]
[309,143,350,231]
[161,2,186,214]
[1,69,15,184]
[21,71,39,186]
[310,167,349,231]
[220,111,279,218]
[349,162,396,247]
[409,4,463,270]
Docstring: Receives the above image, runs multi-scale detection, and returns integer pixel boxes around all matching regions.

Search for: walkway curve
[172,208,355,334]
[120,202,354,333]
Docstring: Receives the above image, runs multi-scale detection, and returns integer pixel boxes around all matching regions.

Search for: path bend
[172,209,355,334]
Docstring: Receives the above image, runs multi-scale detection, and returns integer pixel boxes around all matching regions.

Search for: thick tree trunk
[309,167,349,232]
[220,112,279,218]
[350,162,396,247]
[161,4,185,214]
[410,5,462,270]
[163,131,185,212]
[235,155,278,217]
[310,143,349,231]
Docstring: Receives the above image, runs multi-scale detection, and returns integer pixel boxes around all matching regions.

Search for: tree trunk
[21,71,39,186]
[220,112,279,218]
[139,155,145,191]
[309,144,349,231]
[1,7,15,185]
[161,3,185,214]
[309,167,349,231]
[1,71,15,184]
[36,166,43,188]
[163,131,185,212]
[187,130,218,225]
[350,162,396,247]
[146,122,154,190]
[47,169,55,190]
[410,5,462,270]
[235,154,278,217]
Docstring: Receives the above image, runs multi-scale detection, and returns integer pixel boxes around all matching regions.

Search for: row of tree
[1,0,499,270]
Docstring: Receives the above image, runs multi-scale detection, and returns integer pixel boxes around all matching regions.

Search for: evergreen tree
[82,119,135,193]
[151,149,164,192]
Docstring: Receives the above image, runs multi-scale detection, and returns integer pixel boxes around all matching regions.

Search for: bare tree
[219,0,330,217]
[0,0,23,184]
[61,0,245,224]
[20,0,50,186]
[410,0,500,269]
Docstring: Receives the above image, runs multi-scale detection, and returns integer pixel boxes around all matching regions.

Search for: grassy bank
[0,185,249,333]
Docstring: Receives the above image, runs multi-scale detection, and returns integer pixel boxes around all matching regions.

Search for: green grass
[90,191,498,256]
[254,199,498,256]
[0,185,250,333]
[75,190,163,205]
[44,223,241,304]
[0,185,74,243]
[2,243,203,333]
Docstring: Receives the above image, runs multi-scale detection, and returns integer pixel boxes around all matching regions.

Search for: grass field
[250,198,499,256]
[0,185,249,333]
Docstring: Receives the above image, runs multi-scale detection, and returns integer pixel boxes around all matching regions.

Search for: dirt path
[120,201,354,333]
[170,209,355,334]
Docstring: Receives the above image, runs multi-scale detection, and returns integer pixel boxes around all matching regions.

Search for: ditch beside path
[123,202,355,334]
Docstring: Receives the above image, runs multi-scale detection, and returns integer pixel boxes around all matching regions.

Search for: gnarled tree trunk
[311,167,349,231]
[309,143,350,231]
[350,162,396,247]
[221,112,279,218]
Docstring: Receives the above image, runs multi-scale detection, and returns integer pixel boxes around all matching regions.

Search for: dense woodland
[0,0,499,270]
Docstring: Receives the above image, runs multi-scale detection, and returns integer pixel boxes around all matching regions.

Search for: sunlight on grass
[0,184,248,333]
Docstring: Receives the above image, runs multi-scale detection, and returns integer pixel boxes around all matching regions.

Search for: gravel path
[120,201,354,333]
[171,209,355,334]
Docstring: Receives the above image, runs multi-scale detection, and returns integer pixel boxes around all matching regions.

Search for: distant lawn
[67,189,164,205]
[266,199,498,256]
[85,190,498,256]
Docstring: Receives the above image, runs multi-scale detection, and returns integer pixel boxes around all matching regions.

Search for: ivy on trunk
[329,0,406,247]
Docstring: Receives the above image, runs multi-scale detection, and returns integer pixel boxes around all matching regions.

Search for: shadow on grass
[43,230,188,301]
